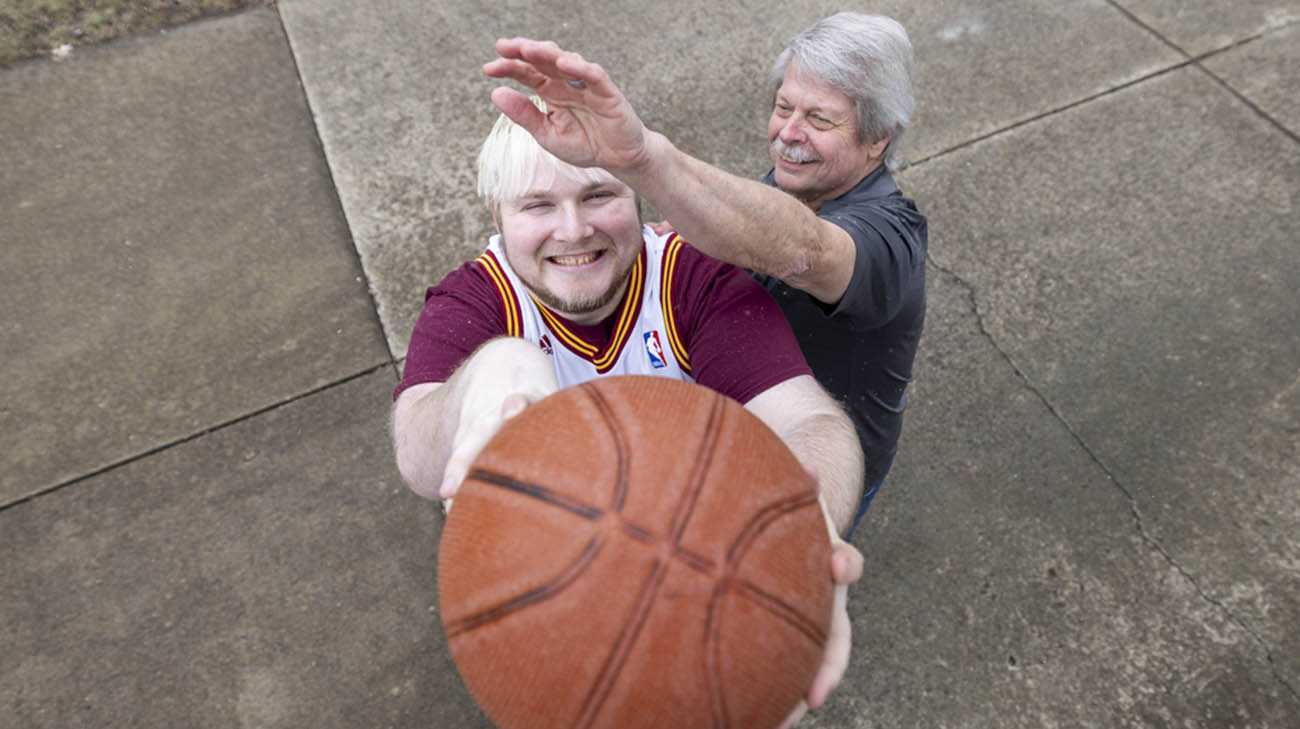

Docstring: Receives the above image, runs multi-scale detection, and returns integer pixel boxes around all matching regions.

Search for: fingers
[500,393,531,420]
[489,86,553,140]
[439,456,468,500]
[801,544,863,711]
[486,37,609,96]
[646,220,674,236]
[482,57,551,88]
[776,700,808,729]
[831,541,865,585]
[807,583,852,708]
[440,392,538,501]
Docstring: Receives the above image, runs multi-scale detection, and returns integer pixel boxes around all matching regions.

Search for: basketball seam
[574,388,726,729]
[705,491,825,729]
[445,535,606,638]
[667,396,725,542]
[574,558,671,729]
[448,383,824,729]
[730,578,829,645]
[467,468,605,521]
[581,382,630,513]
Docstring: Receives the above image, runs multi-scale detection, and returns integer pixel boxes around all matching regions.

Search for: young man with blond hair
[391,103,864,728]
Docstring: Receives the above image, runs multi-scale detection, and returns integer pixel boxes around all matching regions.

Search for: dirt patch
[0,0,275,67]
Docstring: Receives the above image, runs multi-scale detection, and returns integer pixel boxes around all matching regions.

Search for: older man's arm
[484,38,857,304]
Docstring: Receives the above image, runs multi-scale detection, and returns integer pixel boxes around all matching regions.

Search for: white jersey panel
[486,227,693,389]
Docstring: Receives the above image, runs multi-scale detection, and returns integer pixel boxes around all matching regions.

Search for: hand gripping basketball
[438,376,834,729]
[440,392,536,507]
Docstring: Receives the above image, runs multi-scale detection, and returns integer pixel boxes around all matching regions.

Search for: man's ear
[865,135,890,162]
[489,203,502,233]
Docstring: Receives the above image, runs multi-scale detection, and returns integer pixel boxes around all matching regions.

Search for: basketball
[437,376,833,729]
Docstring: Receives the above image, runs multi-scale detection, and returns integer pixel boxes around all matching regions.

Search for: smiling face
[494,165,643,325]
[767,63,887,210]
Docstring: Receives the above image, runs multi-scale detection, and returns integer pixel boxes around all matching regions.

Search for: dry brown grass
[0,0,274,67]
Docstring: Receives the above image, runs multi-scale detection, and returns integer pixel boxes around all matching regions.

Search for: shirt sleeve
[820,196,927,330]
[394,259,507,400]
[669,242,812,404]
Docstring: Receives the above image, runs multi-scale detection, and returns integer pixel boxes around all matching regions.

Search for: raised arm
[483,38,857,303]
[392,337,558,503]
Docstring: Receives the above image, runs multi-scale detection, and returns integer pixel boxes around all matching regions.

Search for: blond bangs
[476,98,611,204]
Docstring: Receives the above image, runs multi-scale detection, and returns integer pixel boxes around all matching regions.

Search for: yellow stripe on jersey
[529,249,647,372]
[535,302,598,357]
[660,235,691,373]
[592,251,645,371]
[475,252,522,337]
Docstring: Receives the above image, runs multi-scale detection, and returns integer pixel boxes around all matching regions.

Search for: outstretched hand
[812,538,864,706]
[778,538,864,729]
[775,466,866,729]
[483,38,654,173]
[439,392,538,510]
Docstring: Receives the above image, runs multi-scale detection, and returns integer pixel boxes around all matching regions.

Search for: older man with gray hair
[485,12,926,724]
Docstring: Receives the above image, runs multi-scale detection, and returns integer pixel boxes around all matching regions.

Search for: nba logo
[538,334,553,356]
[643,331,666,369]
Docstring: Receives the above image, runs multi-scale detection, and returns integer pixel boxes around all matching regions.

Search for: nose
[555,203,594,242]
[777,115,807,144]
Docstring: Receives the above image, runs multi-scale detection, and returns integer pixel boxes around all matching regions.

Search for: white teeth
[551,251,600,266]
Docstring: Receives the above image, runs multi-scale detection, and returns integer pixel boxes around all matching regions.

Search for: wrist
[614,129,673,184]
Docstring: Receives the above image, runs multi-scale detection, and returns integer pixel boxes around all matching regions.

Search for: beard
[529,262,634,318]
[505,243,639,321]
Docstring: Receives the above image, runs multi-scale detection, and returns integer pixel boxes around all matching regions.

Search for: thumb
[491,86,550,137]
[439,458,468,500]
[831,542,864,585]
[501,392,531,420]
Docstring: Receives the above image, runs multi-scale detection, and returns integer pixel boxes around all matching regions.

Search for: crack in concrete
[0,361,398,515]
[925,254,1300,704]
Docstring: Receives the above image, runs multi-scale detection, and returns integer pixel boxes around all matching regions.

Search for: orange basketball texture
[438,376,833,729]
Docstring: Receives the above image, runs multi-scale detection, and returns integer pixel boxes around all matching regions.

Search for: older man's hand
[484,38,654,174]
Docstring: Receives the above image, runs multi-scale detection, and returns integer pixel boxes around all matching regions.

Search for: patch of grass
[0,0,274,67]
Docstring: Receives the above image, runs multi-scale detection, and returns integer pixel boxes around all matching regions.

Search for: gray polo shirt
[755,165,928,490]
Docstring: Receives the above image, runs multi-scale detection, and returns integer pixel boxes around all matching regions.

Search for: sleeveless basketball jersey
[475,227,695,389]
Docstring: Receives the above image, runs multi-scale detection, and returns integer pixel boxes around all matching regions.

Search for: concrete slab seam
[905,58,1194,171]
[1105,0,1300,145]
[269,6,399,367]
[1105,0,1198,60]
[1107,0,1299,62]
[1193,54,1300,146]
[0,362,396,514]
[924,256,1300,705]
[907,11,1297,173]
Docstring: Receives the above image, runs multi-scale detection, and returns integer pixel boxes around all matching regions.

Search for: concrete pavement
[2,1,1297,727]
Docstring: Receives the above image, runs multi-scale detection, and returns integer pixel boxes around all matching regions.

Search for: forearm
[392,381,456,499]
[617,132,834,287]
[485,43,849,300]
[391,338,558,500]
[744,376,864,537]
[778,410,864,538]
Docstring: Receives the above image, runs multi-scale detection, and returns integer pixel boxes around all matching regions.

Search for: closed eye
[808,115,836,131]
